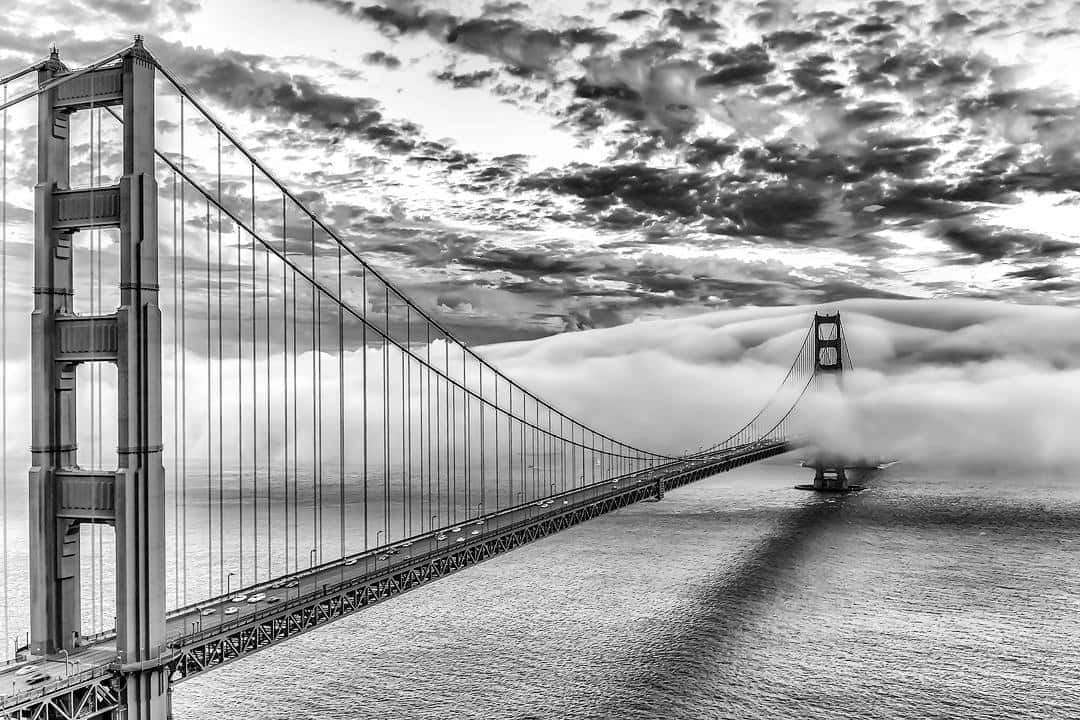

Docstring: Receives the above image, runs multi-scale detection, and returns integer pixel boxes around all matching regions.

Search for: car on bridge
[24,671,50,685]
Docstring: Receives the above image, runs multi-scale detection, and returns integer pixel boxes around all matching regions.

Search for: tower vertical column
[809,312,851,490]
[114,37,169,720]
[814,312,843,377]
[29,48,82,657]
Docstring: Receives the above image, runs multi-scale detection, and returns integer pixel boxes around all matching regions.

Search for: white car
[344,558,359,566]
[455,537,466,543]
[24,671,50,685]
[247,593,266,604]
[266,596,282,604]
[228,594,247,603]
[470,529,480,535]
[200,608,217,616]
[223,607,239,616]
[450,527,461,533]
[436,534,447,541]
[399,541,413,548]
[14,665,40,677]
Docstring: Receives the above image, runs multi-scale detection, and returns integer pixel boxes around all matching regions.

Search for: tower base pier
[795,454,865,492]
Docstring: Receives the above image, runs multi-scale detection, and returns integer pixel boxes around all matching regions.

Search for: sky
[2,0,1080,471]
[4,0,1080,343]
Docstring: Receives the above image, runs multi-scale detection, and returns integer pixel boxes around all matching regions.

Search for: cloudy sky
[4,0,1080,343]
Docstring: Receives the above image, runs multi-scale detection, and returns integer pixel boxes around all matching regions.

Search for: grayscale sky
[4,0,1080,345]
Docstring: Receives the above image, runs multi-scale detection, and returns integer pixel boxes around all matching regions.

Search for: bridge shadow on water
[579,490,863,720]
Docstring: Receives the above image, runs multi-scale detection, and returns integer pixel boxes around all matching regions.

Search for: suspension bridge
[0,40,863,719]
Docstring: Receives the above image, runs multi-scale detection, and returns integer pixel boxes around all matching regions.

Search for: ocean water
[169,460,1080,719]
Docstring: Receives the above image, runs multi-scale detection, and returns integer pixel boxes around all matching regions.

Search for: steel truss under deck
[1,668,120,720]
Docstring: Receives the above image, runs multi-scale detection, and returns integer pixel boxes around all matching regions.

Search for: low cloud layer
[484,298,1080,469]
[2,298,1077,479]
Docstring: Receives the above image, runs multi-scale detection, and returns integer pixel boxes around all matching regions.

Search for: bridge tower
[31,39,169,718]
[807,312,855,491]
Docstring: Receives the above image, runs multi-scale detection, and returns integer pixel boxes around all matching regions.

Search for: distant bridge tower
[807,312,856,491]
[30,39,169,719]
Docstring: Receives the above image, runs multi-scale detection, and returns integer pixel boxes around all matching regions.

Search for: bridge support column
[796,454,863,492]
[29,38,168,717]
[114,39,170,720]
[29,47,82,658]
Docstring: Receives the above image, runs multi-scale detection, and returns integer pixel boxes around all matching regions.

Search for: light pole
[475,502,483,518]
[58,649,69,678]
[226,572,235,598]
[309,548,317,569]
[430,515,438,540]
[375,529,385,569]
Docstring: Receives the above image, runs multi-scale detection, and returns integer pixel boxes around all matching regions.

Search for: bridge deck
[0,440,796,714]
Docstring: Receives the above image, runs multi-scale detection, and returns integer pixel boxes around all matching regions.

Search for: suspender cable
[180,96,188,606]
[171,168,179,608]
[237,224,244,588]
[425,325,431,531]
[494,370,499,512]
[2,81,9,650]
[402,313,407,537]
[291,226,298,569]
[383,290,390,544]
[250,165,258,583]
[216,136,224,596]
[338,241,344,560]
[406,309,412,536]
[362,268,368,551]
[282,195,289,576]
[264,195,271,578]
[313,221,321,564]
[206,198,213,598]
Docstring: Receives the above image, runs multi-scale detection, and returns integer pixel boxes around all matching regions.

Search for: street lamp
[375,529,385,569]
[58,648,69,678]
[226,572,235,598]
[310,548,317,569]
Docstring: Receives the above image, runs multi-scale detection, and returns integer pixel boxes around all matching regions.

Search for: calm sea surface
[168,460,1080,719]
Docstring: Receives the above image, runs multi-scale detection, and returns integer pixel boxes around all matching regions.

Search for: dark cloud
[612,10,652,22]
[1005,265,1065,281]
[436,68,496,88]
[663,8,722,33]
[763,30,823,51]
[363,50,401,69]
[937,225,1060,264]
[699,44,774,87]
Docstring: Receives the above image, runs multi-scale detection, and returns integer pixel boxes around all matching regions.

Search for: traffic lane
[0,646,116,701]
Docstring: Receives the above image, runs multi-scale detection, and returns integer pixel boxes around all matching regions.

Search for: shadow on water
[586,490,863,718]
